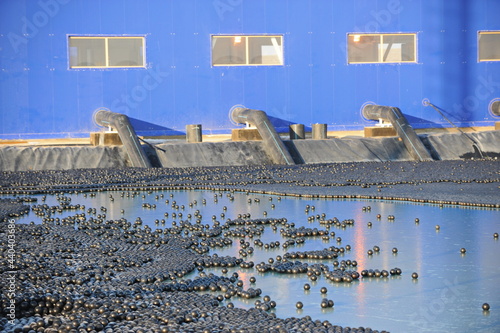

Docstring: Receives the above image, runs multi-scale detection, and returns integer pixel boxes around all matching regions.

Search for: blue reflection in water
[7,190,500,333]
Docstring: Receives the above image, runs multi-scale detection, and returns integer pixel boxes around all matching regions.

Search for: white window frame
[68,36,146,69]
[347,33,417,64]
[211,35,284,67]
[478,31,500,62]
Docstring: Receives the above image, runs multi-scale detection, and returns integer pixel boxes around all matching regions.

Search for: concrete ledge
[495,122,500,131]
[364,126,397,137]
[90,132,123,146]
[0,140,28,145]
[231,128,262,141]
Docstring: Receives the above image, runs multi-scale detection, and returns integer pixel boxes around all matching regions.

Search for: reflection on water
[7,190,500,333]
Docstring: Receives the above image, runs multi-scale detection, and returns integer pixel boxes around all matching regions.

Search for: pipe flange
[488,98,500,117]
[229,104,247,126]
[93,107,112,128]
[360,101,377,122]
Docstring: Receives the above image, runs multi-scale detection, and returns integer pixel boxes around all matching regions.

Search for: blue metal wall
[1,0,499,139]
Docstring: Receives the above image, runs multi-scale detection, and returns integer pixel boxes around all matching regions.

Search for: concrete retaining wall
[0,146,128,171]
[1,131,498,171]
[422,131,500,160]
[155,141,273,168]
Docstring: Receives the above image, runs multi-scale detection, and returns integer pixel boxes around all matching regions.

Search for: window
[212,35,283,66]
[347,33,416,64]
[479,31,500,62]
[69,36,145,68]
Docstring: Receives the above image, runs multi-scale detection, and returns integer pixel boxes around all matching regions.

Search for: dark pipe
[362,105,433,161]
[231,107,295,165]
[94,110,152,168]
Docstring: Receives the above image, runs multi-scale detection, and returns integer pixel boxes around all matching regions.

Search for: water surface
[8,190,500,332]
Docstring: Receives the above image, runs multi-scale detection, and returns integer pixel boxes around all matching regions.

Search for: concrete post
[289,124,305,140]
[186,124,202,143]
[312,124,327,140]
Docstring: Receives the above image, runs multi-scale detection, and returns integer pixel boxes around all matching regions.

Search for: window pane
[348,34,416,64]
[382,35,415,62]
[69,38,106,67]
[479,33,500,61]
[248,36,283,65]
[108,38,144,67]
[348,35,380,63]
[212,36,246,65]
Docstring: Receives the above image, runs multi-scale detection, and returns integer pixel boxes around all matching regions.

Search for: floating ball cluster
[1,160,498,208]
[1,159,498,332]
[360,268,402,278]
[280,226,329,238]
[283,247,341,260]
